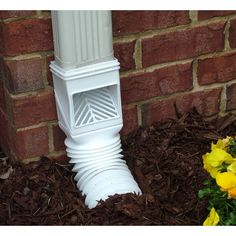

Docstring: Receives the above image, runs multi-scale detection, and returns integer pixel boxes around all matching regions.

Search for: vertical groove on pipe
[52,11,114,69]
[92,11,99,60]
[98,11,105,60]
[73,12,80,66]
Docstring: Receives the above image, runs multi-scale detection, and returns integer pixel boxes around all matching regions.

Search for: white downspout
[50,10,141,209]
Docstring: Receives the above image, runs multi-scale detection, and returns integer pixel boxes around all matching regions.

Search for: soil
[0,108,236,225]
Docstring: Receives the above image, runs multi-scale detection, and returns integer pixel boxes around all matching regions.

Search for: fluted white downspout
[50,10,141,209]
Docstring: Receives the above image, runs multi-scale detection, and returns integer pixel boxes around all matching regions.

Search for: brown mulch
[0,109,236,225]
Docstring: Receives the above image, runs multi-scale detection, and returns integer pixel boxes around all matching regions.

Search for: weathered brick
[48,154,68,163]
[176,88,222,116]
[0,23,4,53]
[142,23,225,67]
[1,18,53,56]
[52,124,66,151]
[0,55,11,82]
[0,109,10,156]
[5,57,44,93]
[229,19,236,49]
[9,89,57,128]
[0,56,4,79]
[142,88,222,126]
[114,41,136,71]
[198,11,236,20]
[0,80,6,111]
[142,97,177,126]
[46,55,54,86]
[0,11,36,19]
[11,125,49,160]
[226,83,236,111]
[121,63,193,104]
[112,11,190,36]
[121,106,138,136]
[198,53,236,85]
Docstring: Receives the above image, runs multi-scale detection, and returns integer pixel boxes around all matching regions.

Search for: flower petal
[216,172,236,190]
[204,148,234,168]
[211,139,224,150]
[227,161,236,174]
[203,208,220,226]
[228,187,236,199]
[211,137,231,151]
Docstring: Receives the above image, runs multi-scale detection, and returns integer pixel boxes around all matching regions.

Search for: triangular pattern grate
[73,87,118,127]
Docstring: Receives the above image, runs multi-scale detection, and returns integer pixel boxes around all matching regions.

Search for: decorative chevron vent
[73,87,118,127]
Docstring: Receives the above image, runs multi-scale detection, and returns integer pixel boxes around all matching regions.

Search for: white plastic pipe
[51,10,114,70]
[50,10,141,209]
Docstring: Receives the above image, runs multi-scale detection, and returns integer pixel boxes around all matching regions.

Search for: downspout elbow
[50,10,141,208]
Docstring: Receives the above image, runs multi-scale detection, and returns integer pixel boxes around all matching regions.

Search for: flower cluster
[199,136,236,226]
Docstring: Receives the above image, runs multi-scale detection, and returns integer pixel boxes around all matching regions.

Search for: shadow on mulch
[0,109,236,225]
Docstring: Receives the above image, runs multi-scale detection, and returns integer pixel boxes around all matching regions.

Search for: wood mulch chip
[0,108,236,225]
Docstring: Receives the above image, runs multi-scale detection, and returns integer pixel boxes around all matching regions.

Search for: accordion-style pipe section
[65,132,141,208]
[50,10,141,208]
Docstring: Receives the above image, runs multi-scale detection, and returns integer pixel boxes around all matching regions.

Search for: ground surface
[0,109,236,225]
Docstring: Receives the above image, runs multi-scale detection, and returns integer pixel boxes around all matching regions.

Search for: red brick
[46,55,54,86]
[198,53,236,85]
[142,88,222,126]
[5,57,44,93]
[176,88,222,116]
[48,154,68,163]
[1,18,53,56]
[11,125,49,160]
[226,83,236,111]
[9,89,57,128]
[112,11,190,36]
[0,56,4,77]
[0,11,36,19]
[52,124,66,151]
[142,97,177,126]
[114,41,136,71]
[121,63,193,104]
[0,80,6,111]
[0,55,11,83]
[0,23,4,53]
[229,19,236,49]
[198,11,236,20]
[142,23,225,67]
[0,109,10,156]
[121,106,138,136]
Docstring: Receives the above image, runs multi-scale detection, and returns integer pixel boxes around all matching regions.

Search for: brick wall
[113,10,236,134]
[0,10,236,162]
[0,11,61,162]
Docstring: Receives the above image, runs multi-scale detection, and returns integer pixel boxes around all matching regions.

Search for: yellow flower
[202,157,219,178]
[227,161,236,174]
[211,137,231,151]
[203,148,234,178]
[206,148,233,167]
[216,172,236,190]
[203,207,220,226]
[228,188,236,198]
[216,172,236,199]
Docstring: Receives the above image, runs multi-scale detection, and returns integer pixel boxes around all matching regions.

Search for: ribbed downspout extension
[50,10,141,208]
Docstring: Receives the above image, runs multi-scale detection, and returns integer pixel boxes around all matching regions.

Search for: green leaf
[203,179,212,186]
[198,188,211,198]
[228,138,236,158]
[231,200,236,206]
[224,212,236,225]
